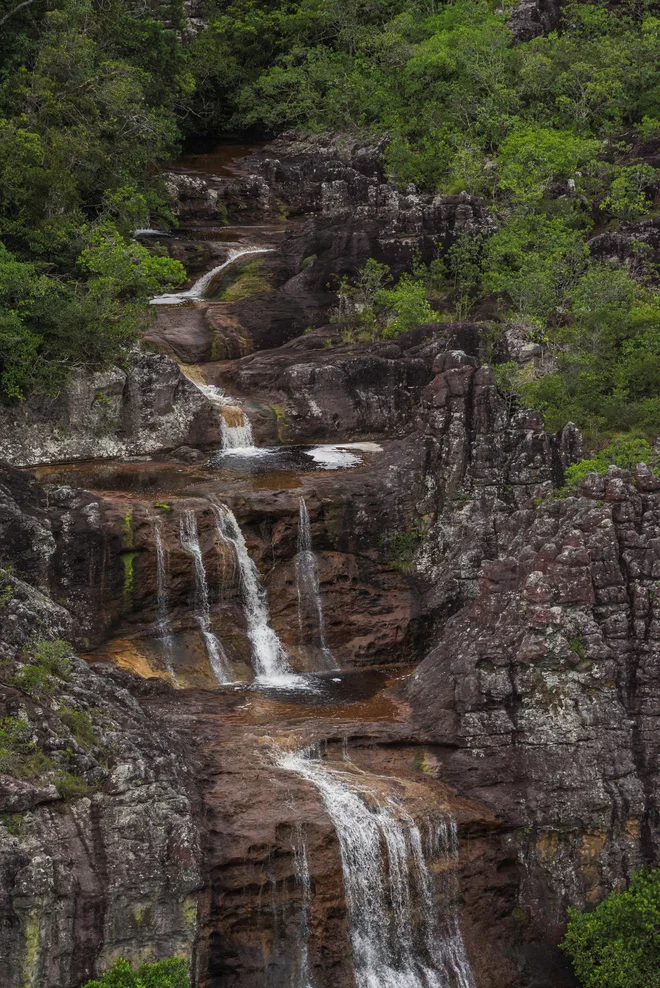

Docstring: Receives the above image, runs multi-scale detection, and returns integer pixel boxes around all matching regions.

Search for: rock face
[405,464,660,983]
[0,575,202,988]
[0,352,223,468]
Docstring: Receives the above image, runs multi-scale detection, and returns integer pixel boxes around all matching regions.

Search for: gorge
[1,113,660,988]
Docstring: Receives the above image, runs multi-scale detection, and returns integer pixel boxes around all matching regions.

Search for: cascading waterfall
[178,366,255,451]
[209,499,293,680]
[277,748,476,988]
[296,499,336,670]
[220,404,254,450]
[150,246,273,305]
[149,513,179,685]
[179,509,233,684]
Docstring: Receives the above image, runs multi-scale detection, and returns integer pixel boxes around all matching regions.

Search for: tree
[561,869,660,988]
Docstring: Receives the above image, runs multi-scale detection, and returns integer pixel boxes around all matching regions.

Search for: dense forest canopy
[0,0,659,445]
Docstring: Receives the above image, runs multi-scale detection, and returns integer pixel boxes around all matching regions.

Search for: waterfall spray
[209,499,293,680]
[149,513,179,685]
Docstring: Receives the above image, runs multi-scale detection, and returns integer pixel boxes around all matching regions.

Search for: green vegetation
[0,0,187,400]
[217,259,272,302]
[380,522,425,570]
[564,438,657,488]
[81,957,190,988]
[2,0,659,446]
[562,869,660,988]
[12,637,73,696]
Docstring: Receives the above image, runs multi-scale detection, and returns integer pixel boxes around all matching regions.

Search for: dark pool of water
[245,667,396,706]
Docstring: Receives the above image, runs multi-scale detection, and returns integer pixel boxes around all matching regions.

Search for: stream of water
[278,748,476,988]
[150,245,273,305]
[296,498,336,670]
[150,513,179,685]
[179,508,233,683]
[209,499,294,681]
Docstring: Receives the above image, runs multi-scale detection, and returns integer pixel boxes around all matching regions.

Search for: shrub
[13,638,74,697]
[562,868,660,988]
[60,708,96,748]
[564,438,656,488]
[81,957,191,988]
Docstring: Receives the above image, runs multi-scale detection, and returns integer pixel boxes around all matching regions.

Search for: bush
[562,869,660,988]
[81,957,191,988]
[13,638,74,696]
[564,438,656,488]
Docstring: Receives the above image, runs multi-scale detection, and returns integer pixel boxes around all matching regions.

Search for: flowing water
[209,499,293,681]
[150,513,179,685]
[296,498,336,670]
[291,824,314,988]
[150,245,274,305]
[177,365,255,451]
[179,509,233,683]
[277,748,476,988]
[220,405,255,450]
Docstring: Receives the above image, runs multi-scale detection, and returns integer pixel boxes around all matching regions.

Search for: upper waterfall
[150,246,274,305]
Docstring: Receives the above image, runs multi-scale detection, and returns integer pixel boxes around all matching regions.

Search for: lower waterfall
[179,509,233,684]
[209,500,293,680]
[296,498,336,670]
[278,748,475,988]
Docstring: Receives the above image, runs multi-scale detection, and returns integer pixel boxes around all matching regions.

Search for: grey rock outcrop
[0,352,222,467]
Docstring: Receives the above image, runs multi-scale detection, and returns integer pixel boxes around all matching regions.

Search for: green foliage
[334,257,442,339]
[81,957,191,988]
[13,637,73,696]
[0,0,189,399]
[564,439,657,488]
[562,868,660,988]
[60,707,96,747]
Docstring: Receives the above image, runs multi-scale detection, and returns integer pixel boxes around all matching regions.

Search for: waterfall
[209,500,293,680]
[179,509,233,684]
[220,404,254,450]
[292,824,314,988]
[277,749,475,988]
[150,246,273,305]
[296,499,336,670]
[150,513,179,686]
[177,365,255,451]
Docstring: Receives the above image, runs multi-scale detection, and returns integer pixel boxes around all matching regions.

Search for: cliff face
[0,564,202,988]
[0,138,658,988]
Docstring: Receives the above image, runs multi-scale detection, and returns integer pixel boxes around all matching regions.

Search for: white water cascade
[150,514,179,685]
[150,246,273,305]
[209,500,293,680]
[220,405,254,450]
[179,509,233,684]
[296,499,336,670]
[177,366,255,452]
[277,748,476,988]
